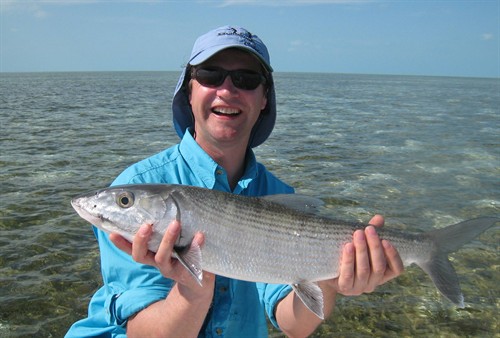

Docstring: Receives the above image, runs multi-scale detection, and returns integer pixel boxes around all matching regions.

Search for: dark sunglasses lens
[195,68,225,87]
[230,71,263,90]
[194,68,264,90]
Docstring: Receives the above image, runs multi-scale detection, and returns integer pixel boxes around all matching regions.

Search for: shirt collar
[236,150,258,194]
[178,128,258,193]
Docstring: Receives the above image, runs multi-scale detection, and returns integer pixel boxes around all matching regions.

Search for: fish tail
[417,217,498,307]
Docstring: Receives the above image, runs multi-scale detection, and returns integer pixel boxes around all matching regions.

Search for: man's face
[189,49,268,150]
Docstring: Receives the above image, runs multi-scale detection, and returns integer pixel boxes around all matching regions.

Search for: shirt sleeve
[66,227,173,337]
[257,283,293,329]
[97,228,174,323]
[66,168,176,337]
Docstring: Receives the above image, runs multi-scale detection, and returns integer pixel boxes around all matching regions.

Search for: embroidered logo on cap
[218,27,259,51]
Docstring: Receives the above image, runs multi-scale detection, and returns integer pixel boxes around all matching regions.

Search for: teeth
[213,107,240,115]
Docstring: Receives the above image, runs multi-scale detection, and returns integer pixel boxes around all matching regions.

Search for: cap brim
[190,45,273,72]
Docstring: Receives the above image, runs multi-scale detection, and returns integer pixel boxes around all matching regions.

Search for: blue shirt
[66,130,294,337]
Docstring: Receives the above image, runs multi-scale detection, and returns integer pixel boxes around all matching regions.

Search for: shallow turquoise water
[0,72,498,337]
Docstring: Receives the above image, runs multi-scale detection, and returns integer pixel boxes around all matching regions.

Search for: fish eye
[117,191,134,208]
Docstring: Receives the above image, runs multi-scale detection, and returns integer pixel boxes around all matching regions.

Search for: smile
[212,107,241,116]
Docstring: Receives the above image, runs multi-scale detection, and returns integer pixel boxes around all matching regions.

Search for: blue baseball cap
[172,25,276,148]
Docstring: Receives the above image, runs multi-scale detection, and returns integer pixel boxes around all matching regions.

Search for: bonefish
[71,183,498,319]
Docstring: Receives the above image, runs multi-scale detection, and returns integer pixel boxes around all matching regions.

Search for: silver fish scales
[71,183,498,319]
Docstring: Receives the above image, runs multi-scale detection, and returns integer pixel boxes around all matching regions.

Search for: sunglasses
[190,67,267,90]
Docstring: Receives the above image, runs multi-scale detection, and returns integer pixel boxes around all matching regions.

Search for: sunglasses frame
[190,66,268,90]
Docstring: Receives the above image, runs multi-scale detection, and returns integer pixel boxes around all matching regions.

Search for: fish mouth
[71,199,103,225]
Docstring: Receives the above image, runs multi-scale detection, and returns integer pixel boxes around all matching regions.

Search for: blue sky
[1,0,499,77]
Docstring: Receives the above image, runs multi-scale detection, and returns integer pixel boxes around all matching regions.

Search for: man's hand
[328,214,404,295]
[110,220,215,297]
[277,215,404,337]
[109,220,215,336]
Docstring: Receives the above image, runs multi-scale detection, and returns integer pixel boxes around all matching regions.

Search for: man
[66,25,403,337]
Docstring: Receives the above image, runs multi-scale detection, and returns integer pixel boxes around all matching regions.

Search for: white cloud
[34,8,48,18]
[481,33,494,41]
[0,0,48,18]
[0,0,126,18]
[287,39,325,54]
[288,39,305,52]
[218,0,373,6]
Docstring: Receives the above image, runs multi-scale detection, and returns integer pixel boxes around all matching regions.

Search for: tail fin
[417,217,498,307]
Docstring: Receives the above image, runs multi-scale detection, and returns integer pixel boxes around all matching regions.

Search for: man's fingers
[382,239,404,283]
[131,223,154,263]
[353,229,370,291]
[368,214,385,228]
[109,233,132,255]
[337,242,355,293]
[192,231,205,247]
[365,226,386,291]
[155,220,181,268]
[335,217,404,297]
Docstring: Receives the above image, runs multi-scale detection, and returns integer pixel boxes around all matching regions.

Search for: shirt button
[216,328,223,335]
[220,286,227,293]
[216,169,223,175]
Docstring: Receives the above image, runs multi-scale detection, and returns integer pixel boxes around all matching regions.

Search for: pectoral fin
[292,281,324,320]
[173,240,203,286]
[165,193,203,285]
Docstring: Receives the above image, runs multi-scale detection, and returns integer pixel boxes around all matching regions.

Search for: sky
[1,0,499,78]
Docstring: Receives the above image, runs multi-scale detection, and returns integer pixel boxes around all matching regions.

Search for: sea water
[0,71,498,337]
